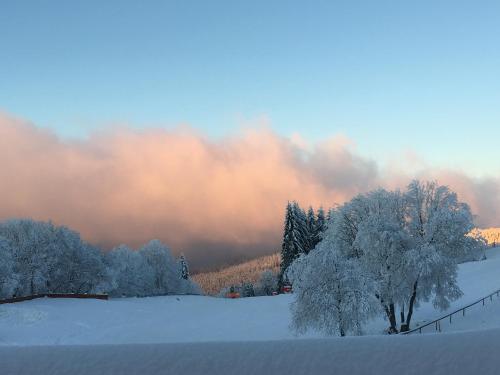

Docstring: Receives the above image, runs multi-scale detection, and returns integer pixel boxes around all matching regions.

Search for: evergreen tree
[311,206,327,250]
[242,282,255,297]
[279,201,308,288]
[305,206,316,253]
[291,202,308,254]
[279,202,294,288]
[179,253,190,280]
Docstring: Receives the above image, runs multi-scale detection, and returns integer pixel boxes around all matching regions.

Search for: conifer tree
[279,201,308,288]
[279,202,294,288]
[312,206,327,249]
[179,253,190,280]
[305,206,316,253]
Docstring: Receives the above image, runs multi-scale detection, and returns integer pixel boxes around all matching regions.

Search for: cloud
[0,112,498,269]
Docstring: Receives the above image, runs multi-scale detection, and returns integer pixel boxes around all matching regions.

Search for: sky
[0,1,499,268]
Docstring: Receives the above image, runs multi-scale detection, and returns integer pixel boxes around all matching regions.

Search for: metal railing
[401,288,500,335]
[400,289,500,335]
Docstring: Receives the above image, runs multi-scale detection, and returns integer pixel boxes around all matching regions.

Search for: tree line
[0,219,200,299]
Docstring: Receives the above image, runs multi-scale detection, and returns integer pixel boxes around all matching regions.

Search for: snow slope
[0,248,499,346]
[1,329,500,375]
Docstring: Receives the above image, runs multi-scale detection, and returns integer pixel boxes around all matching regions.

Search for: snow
[0,248,499,374]
[1,329,500,375]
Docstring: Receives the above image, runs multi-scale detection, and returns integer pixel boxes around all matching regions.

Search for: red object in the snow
[226,292,240,299]
[282,285,292,293]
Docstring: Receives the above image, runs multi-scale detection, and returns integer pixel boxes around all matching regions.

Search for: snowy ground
[1,248,499,374]
[1,329,500,375]
[1,248,499,346]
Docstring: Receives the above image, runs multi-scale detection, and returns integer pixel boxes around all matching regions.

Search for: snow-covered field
[1,247,499,374]
[1,329,500,375]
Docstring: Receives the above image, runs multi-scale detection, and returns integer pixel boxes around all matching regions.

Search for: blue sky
[1,1,499,175]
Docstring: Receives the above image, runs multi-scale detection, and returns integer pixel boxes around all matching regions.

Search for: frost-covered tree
[139,240,180,295]
[0,220,110,296]
[397,180,478,331]
[0,236,18,298]
[46,226,109,294]
[314,206,327,243]
[242,282,255,297]
[353,189,411,333]
[106,245,155,297]
[178,253,190,280]
[0,219,66,296]
[176,253,202,295]
[256,269,278,296]
[279,202,308,288]
[305,206,316,253]
[288,247,379,336]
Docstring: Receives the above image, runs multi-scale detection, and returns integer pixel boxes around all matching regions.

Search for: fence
[0,293,108,305]
[401,288,500,335]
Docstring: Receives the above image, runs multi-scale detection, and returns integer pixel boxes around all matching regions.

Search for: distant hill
[470,228,500,246]
[193,253,280,295]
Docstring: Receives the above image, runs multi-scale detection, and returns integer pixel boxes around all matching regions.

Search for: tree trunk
[384,304,398,333]
[401,281,418,332]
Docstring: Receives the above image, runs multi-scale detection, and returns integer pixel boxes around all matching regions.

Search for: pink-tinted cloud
[0,113,498,269]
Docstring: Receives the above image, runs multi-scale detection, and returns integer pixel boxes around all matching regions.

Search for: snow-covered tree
[106,245,154,297]
[314,206,327,243]
[305,206,316,253]
[255,269,278,296]
[176,253,202,295]
[288,247,379,336]
[242,282,255,297]
[0,219,64,296]
[46,226,109,294]
[139,240,179,295]
[279,202,308,288]
[0,236,18,298]
[353,189,411,333]
[178,253,190,280]
[397,180,477,331]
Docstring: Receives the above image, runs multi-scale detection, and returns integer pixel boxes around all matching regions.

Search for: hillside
[471,227,500,246]
[192,253,280,295]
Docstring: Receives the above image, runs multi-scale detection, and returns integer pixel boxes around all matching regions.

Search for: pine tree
[279,202,294,288]
[279,201,308,288]
[312,206,327,249]
[179,253,190,280]
[291,202,308,255]
[305,206,316,253]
